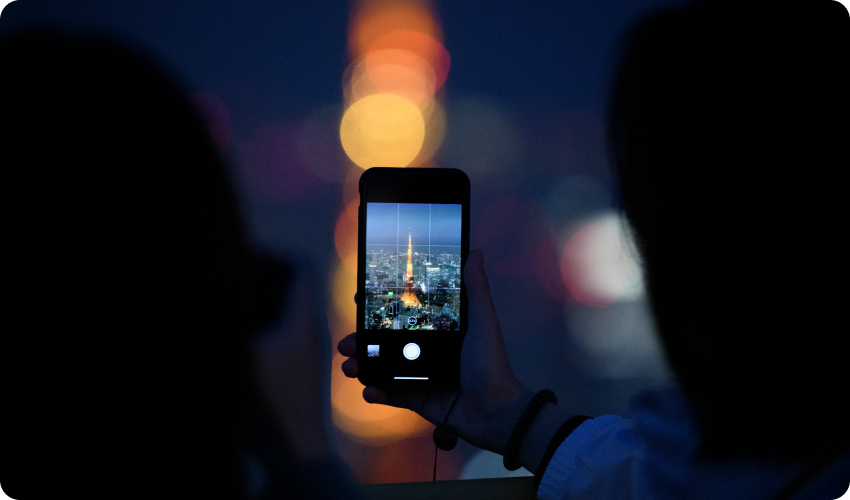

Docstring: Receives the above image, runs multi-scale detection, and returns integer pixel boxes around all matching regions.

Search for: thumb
[464,249,501,336]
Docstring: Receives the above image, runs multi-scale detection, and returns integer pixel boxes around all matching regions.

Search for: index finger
[337,332,357,357]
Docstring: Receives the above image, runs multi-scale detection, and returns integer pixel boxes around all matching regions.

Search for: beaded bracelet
[533,415,592,489]
[503,389,557,471]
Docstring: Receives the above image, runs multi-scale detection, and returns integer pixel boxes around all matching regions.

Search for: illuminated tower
[406,232,413,279]
[401,232,421,306]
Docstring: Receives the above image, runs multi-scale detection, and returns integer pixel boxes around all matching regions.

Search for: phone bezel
[356,167,470,388]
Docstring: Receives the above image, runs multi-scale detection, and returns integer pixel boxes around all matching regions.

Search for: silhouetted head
[610,1,849,460]
[0,31,257,497]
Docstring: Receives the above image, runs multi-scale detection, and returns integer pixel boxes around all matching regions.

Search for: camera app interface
[364,203,462,331]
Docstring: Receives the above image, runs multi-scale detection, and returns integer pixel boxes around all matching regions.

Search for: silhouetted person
[609,0,849,466]
[0,31,355,499]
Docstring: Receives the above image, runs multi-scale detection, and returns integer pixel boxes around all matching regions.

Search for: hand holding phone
[339,249,533,455]
[343,168,547,457]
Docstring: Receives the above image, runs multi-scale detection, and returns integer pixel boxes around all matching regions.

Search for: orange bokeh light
[342,0,448,171]
[342,164,363,209]
[349,0,442,59]
[340,93,426,169]
[330,260,357,334]
[328,231,431,446]
[331,353,432,446]
[345,51,436,105]
[365,49,436,103]
[369,31,450,91]
[331,0,446,450]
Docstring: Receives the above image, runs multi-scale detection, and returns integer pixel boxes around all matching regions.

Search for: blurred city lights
[334,200,358,272]
[356,49,436,103]
[368,31,450,91]
[370,439,418,483]
[342,162,363,208]
[327,257,431,446]
[565,298,671,380]
[332,0,450,452]
[330,352,432,446]
[340,93,426,169]
[559,213,643,307]
[330,260,357,343]
[348,0,442,59]
[341,0,448,170]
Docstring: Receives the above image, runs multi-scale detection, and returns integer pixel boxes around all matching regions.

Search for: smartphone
[356,167,470,388]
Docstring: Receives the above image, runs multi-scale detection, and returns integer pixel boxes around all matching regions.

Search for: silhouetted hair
[610,0,849,461]
[0,31,257,497]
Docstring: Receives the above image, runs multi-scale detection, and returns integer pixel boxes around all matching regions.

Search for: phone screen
[363,202,463,332]
[357,168,469,387]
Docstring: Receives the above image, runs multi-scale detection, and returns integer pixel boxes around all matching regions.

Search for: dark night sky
[0,0,687,137]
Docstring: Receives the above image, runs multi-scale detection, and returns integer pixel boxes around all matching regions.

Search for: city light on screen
[364,203,463,331]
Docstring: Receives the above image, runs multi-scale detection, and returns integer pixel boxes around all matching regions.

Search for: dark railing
[361,477,537,500]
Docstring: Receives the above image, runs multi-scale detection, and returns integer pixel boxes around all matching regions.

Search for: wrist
[458,382,533,455]
[483,386,536,456]
[517,401,572,474]
[474,386,575,473]
[503,390,558,471]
